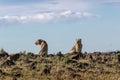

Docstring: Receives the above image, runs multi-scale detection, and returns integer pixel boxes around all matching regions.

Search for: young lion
[35,39,48,56]
[68,38,82,54]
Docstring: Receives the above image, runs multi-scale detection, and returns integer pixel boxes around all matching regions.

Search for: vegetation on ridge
[0,49,120,80]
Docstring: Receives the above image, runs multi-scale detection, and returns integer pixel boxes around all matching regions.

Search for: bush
[64,55,71,64]
[0,49,8,58]
[117,53,120,63]
[0,49,8,54]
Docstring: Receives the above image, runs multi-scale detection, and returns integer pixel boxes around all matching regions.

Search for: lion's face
[35,39,42,45]
[76,39,81,44]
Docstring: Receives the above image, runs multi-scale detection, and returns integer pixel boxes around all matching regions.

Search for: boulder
[1,60,15,67]
[69,52,83,60]
[77,62,89,69]
[0,53,9,58]
[0,69,9,76]
[7,54,20,61]
[41,65,51,75]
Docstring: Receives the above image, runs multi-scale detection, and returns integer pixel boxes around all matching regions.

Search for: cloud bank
[0,0,119,24]
[0,11,98,24]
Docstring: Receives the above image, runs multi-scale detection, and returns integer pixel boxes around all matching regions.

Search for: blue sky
[0,0,120,54]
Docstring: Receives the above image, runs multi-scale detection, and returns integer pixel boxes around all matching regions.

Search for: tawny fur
[68,39,82,54]
[35,39,48,56]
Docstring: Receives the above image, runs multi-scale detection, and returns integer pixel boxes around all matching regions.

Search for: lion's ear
[38,39,42,44]
[76,38,79,42]
[38,40,41,42]
[75,39,77,42]
[79,39,81,42]
[76,38,81,41]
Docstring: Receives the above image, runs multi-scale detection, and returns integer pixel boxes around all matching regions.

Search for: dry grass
[0,50,120,80]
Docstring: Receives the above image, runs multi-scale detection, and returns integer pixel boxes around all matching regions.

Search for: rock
[47,54,55,57]
[56,69,65,76]
[65,59,77,64]
[89,55,93,60]
[12,77,17,80]
[27,52,36,59]
[77,62,89,69]
[12,67,22,72]
[56,52,64,57]
[0,69,9,76]
[7,54,20,61]
[13,73,21,77]
[11,67,22,78]
[30,61,37,70]
[0,70,3,74]
[41,68,50,75]
[27,52,34,56]
[41,65,51,75]
[12,72,22,78]
[96,56,102,61]
[1,60,15,67]
[104,57,108,62]
[70,53,83,60]
[106,63,113,67]
[0,49,9,60]
[66,67,75,73]
[39,58,52,63]
[117,53,120,63]
[24,59,33,63]
[70,73,81,78]
[0,53,9,58]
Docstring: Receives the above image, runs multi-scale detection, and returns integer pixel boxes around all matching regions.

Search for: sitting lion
[35,39,48,56]
[68,38,82,54]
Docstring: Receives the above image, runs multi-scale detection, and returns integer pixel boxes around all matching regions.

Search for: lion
[68,38,82,54]
[35,39,48,56]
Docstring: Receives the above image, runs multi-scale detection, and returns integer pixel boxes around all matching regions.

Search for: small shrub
[0,49,8,54]
[56,51,64,57]
[0,49,9,59]
[117,53,120,63]
[64,55,71,64]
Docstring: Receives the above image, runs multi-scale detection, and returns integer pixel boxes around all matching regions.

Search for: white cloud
[0,0,119,15]
[0,11,98,24]
[60,10,72,17]
[0,0,118,25]
[0,0,103,25]
[32,13,55,21]
[83,12,96,17]
[0,0,92,15]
